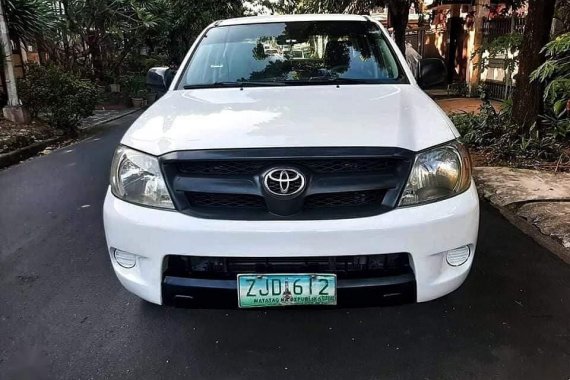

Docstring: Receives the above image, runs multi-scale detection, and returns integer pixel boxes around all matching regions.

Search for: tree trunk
[86,31,103,80]
[0,0,20,106]
[35,33,46,65]
[388,0,410,54]
[511,0,556,128]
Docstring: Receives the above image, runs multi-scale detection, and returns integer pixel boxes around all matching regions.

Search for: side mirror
[418,58,447,89]
[146,67,174,98]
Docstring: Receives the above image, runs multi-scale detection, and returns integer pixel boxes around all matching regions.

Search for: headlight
[110,145,174,209]
[399,140,471,206]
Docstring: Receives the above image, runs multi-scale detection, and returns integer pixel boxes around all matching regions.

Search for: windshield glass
[179,21,407,88]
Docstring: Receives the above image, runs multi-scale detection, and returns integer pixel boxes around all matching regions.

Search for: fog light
[114,249,137,268]
[446,246,470,267]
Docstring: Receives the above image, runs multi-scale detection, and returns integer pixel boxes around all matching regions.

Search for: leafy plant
[47,0,173,79]
[18,65,98,134]
[165,0,244,63]
[539,112,570,140]
[450,98,564,162]
[120,74,147,98]
[448,82,468,97]
[120,54,168,76]
[530,32,570,114]
[2,0,56,45]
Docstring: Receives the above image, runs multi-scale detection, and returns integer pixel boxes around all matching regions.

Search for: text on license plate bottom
[237,274,337,308]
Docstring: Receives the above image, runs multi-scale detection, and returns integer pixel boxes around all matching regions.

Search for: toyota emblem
[263,168,306,196]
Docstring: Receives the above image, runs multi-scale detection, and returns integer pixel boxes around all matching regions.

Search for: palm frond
[3,0,56,44]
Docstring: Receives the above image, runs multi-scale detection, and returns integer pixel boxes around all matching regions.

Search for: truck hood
[122,85,458,156]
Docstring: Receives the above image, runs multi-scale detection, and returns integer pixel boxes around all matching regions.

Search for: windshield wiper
[329,77,379,84]
[311,77,378,84]
[183,81,285,89]
[278,77,381,86]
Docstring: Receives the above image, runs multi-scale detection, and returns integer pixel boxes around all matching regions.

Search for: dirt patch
[436,98,502,114]
[469,147,570,172]
[469,149,495,167]
[0,118,57,154]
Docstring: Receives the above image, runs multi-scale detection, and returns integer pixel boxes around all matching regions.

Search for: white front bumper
[103,182,480,305]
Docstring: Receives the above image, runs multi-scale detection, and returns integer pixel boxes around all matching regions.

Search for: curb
[483,199,570,265]
[473,167,570,264]
[0,136,65,170]
[78,108,141,130]
[1,109,141,170]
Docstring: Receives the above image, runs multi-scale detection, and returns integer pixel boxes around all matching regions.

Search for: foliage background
[18,65,98,133]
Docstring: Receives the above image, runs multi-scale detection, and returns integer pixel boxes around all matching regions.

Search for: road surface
[1,112,569,379]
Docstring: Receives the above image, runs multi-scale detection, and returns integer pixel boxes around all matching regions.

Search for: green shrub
[18,64,98,133]
[451,99,564,161]
[530,32,570,114]
[530,32,570,141]
[539,112,570,140]
[119,74,147,98]
[122,54,167,74]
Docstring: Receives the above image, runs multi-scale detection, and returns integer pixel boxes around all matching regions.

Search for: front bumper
[103,182,479,305]
[163,275,417,307]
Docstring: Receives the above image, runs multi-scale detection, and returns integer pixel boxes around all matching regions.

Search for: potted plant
[123,75,147,108]
[131,89,147,108]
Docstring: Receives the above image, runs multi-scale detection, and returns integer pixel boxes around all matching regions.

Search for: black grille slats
[178,161,265,175]
[178,158,393,176]
[187,192,266,209]
[305,190,385,208]
[296,158,391,174]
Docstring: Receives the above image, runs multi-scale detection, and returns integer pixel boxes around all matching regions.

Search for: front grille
[301,159,391,174]
[305,190,385,208]
[187,191,384,211]
[178,158,392,176]
[187,192,266,209]
[161,148,413,220]
[164,253,412,280]
[179,161,265,176]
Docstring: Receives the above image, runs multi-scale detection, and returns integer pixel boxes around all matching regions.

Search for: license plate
[237,274,337,308]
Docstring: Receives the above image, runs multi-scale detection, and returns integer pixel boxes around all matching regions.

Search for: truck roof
[217,14,369,26]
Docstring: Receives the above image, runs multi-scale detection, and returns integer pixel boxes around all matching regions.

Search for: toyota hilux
[103,14,479,307]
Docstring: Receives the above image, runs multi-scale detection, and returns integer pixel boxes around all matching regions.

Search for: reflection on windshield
[181,21,405,88]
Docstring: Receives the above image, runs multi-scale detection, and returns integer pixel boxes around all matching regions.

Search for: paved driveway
[1,112,569,379]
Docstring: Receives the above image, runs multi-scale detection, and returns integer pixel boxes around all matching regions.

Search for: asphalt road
[1,112,569,380]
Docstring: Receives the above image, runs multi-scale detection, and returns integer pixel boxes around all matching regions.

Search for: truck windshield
[179,21,407,89]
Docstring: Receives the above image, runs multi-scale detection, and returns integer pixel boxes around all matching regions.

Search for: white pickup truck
[103,14,479,307]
